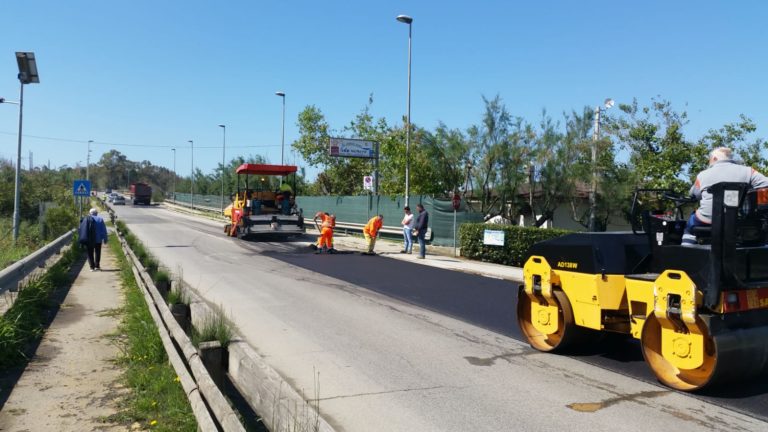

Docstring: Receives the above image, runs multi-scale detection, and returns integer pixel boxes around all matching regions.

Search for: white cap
[89,208,98,215]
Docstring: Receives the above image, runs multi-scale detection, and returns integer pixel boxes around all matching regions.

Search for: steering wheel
[662,191,697,205]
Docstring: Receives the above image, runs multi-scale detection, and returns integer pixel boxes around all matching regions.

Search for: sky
[2,0,767,181]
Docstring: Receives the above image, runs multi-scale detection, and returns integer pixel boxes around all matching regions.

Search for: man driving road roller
[682,146,768,245]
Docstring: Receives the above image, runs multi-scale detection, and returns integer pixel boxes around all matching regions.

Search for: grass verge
[107,234,197,431]
[0,241,78,368]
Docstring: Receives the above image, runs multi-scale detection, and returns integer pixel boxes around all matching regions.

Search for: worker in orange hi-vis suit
[362,214,384,255]
[313,211,336,254]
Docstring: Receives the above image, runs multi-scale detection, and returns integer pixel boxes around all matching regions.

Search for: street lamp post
[396,14,413,207]
[12,52,40,243]
[189,140,194,207]
[171,148,176,201]
[218,124,226,213]
[275,92,285,165]
[87,140,93,182]
[588,98,614,232]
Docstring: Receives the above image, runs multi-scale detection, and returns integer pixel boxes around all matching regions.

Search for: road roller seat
[690,225,712,244]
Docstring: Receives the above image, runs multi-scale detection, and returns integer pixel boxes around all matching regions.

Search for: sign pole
[451,193,461,257]
[453,208,457,257]
[375,141,380,215]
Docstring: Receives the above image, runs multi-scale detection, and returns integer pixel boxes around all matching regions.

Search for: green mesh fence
[295,195,483,246]
[173,193,226,210]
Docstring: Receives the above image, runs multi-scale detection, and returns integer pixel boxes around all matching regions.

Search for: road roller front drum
[517,288,596,353]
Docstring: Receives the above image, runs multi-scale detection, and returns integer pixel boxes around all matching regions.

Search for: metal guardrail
[165,199,225,217]
[333,221,433,241]
[0,229,75,296]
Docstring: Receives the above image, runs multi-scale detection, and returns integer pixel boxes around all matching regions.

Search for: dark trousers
[87,243,102,269]
[682,212,709,245]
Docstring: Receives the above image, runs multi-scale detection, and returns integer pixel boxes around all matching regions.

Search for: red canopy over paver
[235,163,298,176]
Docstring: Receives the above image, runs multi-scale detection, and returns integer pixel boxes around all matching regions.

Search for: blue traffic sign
[73,179,92,197]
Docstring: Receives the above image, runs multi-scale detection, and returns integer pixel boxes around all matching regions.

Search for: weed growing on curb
[191,304,234,348]
[107,235,197,432]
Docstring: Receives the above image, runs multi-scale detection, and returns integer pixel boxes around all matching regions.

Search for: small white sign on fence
[483,229,505,246]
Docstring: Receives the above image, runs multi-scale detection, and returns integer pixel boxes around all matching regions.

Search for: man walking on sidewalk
[413,204,429,259]
[78,208,108,270]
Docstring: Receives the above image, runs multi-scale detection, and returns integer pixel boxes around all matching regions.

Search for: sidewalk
[0,245,125,431]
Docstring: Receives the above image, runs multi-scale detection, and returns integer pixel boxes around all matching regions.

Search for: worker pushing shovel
[312,211,337,254]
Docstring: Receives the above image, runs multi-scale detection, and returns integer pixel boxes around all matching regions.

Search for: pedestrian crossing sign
[73,180,91,197]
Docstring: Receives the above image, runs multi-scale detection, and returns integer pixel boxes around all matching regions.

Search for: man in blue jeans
[400,206,415,254]
[413,204,429,259]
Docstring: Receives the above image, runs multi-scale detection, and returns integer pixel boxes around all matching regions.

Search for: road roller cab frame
[518,182,768,391]
[224,163,305,238]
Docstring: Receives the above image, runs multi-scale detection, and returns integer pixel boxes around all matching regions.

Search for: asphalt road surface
[269,246,768,422]
[112,203,768,431]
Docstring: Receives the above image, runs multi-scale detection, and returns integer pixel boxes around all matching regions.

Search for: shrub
[43,205,78,240]
[459,223,572,267]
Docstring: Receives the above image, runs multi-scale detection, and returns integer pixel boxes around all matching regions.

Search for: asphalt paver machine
[224,163,304,238]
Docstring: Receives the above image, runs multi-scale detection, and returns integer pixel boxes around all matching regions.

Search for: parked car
[113,195,126,205]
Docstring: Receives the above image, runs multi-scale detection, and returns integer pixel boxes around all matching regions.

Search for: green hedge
[459,223,572,267]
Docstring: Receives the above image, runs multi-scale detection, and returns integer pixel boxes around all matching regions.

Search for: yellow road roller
[518,182,768,391]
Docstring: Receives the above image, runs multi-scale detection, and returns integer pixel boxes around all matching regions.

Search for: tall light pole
[171,148,176,201]
[189,139,194,207]
[275,91,285,165]
[218,124,226,213]
[589,98,614,232]
[86,140,93,182]
[12,52,40,243]
[396,14,413,207]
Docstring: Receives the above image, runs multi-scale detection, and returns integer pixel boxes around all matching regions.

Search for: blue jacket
[78,215,108,245]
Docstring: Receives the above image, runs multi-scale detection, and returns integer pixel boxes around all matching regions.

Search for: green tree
[466,95,519,217]
[608,98,700,192]
[697,115,768,173]
[413,123,470,196]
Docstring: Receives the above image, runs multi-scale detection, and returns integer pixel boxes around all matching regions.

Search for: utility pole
[589,98,614,232]
[87,140,93,181]
[589,105,600,232]
[189,140,194,207]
